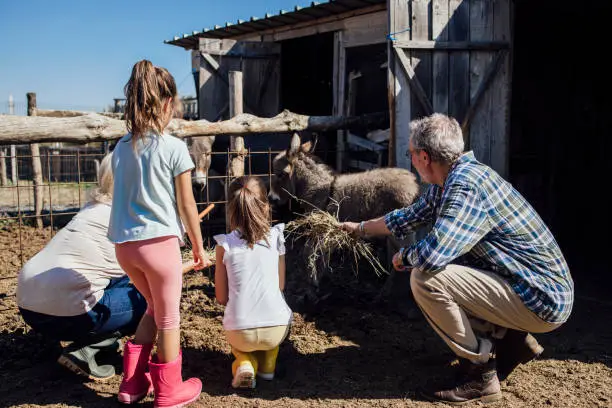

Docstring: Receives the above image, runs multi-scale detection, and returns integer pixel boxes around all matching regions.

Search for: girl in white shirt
[214,176,292,389]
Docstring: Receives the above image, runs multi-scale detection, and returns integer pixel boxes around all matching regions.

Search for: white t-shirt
[17,202,126,316]
[108,133,194,244]
[214,224,292,331]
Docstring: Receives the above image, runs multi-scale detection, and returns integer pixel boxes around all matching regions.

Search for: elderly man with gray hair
[341,113,573,404]
[17,153,147,381]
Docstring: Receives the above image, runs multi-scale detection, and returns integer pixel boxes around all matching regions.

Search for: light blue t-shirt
[108,132,195,244]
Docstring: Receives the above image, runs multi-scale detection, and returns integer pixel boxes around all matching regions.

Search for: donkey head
[269,132,315,205]
[189,135,216,186]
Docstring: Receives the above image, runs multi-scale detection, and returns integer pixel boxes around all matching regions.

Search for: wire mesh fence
[0,146,291,282]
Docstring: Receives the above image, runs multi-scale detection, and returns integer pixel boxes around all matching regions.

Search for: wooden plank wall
[448,0,470,135]
[490,0,511,177]
[195,38,280,121]
[196,39,238,121]
[469,0,494,163]
[389,0,512,178]
[432,0,450,114]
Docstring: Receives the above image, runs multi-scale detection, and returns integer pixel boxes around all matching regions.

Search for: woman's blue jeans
[19,275,147,346]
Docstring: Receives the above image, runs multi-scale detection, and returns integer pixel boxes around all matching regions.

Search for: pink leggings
[115,236,182,330]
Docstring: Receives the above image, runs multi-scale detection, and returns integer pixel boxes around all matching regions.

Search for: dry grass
[181,246,216,264]
[0,181,94,211]
[285,197,387,280]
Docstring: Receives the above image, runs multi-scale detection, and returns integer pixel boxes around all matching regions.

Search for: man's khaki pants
[410,264,561,363]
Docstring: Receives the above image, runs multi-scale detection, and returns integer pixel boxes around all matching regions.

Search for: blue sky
[0,0,303,113]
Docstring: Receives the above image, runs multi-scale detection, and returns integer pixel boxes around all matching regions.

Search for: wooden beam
[0,110,389,145]
[386,40,397,167]
[35,109,123,119]
[200,51,221,73]
[393,47,434,116]
[393,40,510,50]
[461,50,507,133]
[346,132,386,151]
[247,4,387,42]
[333,31,346,172]
[388,0,410,170]
[203,43,281,58]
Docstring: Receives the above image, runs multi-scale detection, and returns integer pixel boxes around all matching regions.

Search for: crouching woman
[17,153,147,380]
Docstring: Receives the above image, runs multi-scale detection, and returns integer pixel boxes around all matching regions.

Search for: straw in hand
[285,197,387,280]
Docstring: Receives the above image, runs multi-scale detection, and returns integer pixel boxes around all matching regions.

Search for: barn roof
[165,0,386,49]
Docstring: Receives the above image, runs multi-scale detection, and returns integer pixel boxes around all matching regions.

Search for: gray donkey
[269,133,422,313]
[269,133,420,221]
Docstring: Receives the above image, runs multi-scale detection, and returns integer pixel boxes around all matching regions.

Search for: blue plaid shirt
[385,152,573,323]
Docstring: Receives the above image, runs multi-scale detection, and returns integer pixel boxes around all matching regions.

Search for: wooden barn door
[192,38,281,121]
[387,0,512,178]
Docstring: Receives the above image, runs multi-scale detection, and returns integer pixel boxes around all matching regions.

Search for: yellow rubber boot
[256,346,279,380]
[231,348,258,389]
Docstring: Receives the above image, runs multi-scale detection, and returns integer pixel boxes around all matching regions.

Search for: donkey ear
[289,132,301,155]
[302,133,318,153]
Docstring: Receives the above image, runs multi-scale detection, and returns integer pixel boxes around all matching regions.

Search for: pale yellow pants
[225,325,289,376]
[410,264,562,363]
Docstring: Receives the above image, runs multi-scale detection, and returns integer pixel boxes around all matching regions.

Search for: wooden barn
[167,0,611,285]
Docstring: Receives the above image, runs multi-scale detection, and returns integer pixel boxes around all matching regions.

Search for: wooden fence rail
[0,110,388,145]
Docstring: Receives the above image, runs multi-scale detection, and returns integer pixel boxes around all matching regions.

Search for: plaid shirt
[385,152,573,323]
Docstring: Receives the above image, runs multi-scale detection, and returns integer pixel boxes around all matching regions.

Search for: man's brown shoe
[422,359,502,405]
[496,329,544,381]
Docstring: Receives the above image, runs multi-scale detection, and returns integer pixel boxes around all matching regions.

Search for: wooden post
[10,144,17,185]
[51,150,60,182]
[0,148,7,186]
[333,31,346,172]
[28,92,44,229]
[94,159,100,182]
[113,98,122,113]
[226,71,245,231]
[228,71,245,178]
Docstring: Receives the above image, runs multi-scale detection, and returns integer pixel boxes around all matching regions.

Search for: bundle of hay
[285,202,387,281]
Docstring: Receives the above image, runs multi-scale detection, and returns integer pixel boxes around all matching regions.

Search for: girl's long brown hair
[228,176,271,248]
[123,60,177,144]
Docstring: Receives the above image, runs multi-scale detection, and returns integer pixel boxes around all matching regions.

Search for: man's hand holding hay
[339,217,409,272]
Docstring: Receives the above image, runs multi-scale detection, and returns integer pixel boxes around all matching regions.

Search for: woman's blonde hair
[228,176,271,248]
[123,60,177,144]
[89,153,113,204]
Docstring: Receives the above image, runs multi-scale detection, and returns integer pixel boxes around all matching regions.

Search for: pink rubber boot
[118,341,154,404]
[149,351,202,408]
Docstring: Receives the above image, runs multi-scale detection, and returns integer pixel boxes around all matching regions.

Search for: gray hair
[89,153,113,204]
[409,113,464,164]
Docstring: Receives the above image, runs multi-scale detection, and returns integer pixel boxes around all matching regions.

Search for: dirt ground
[1,225,611,408]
